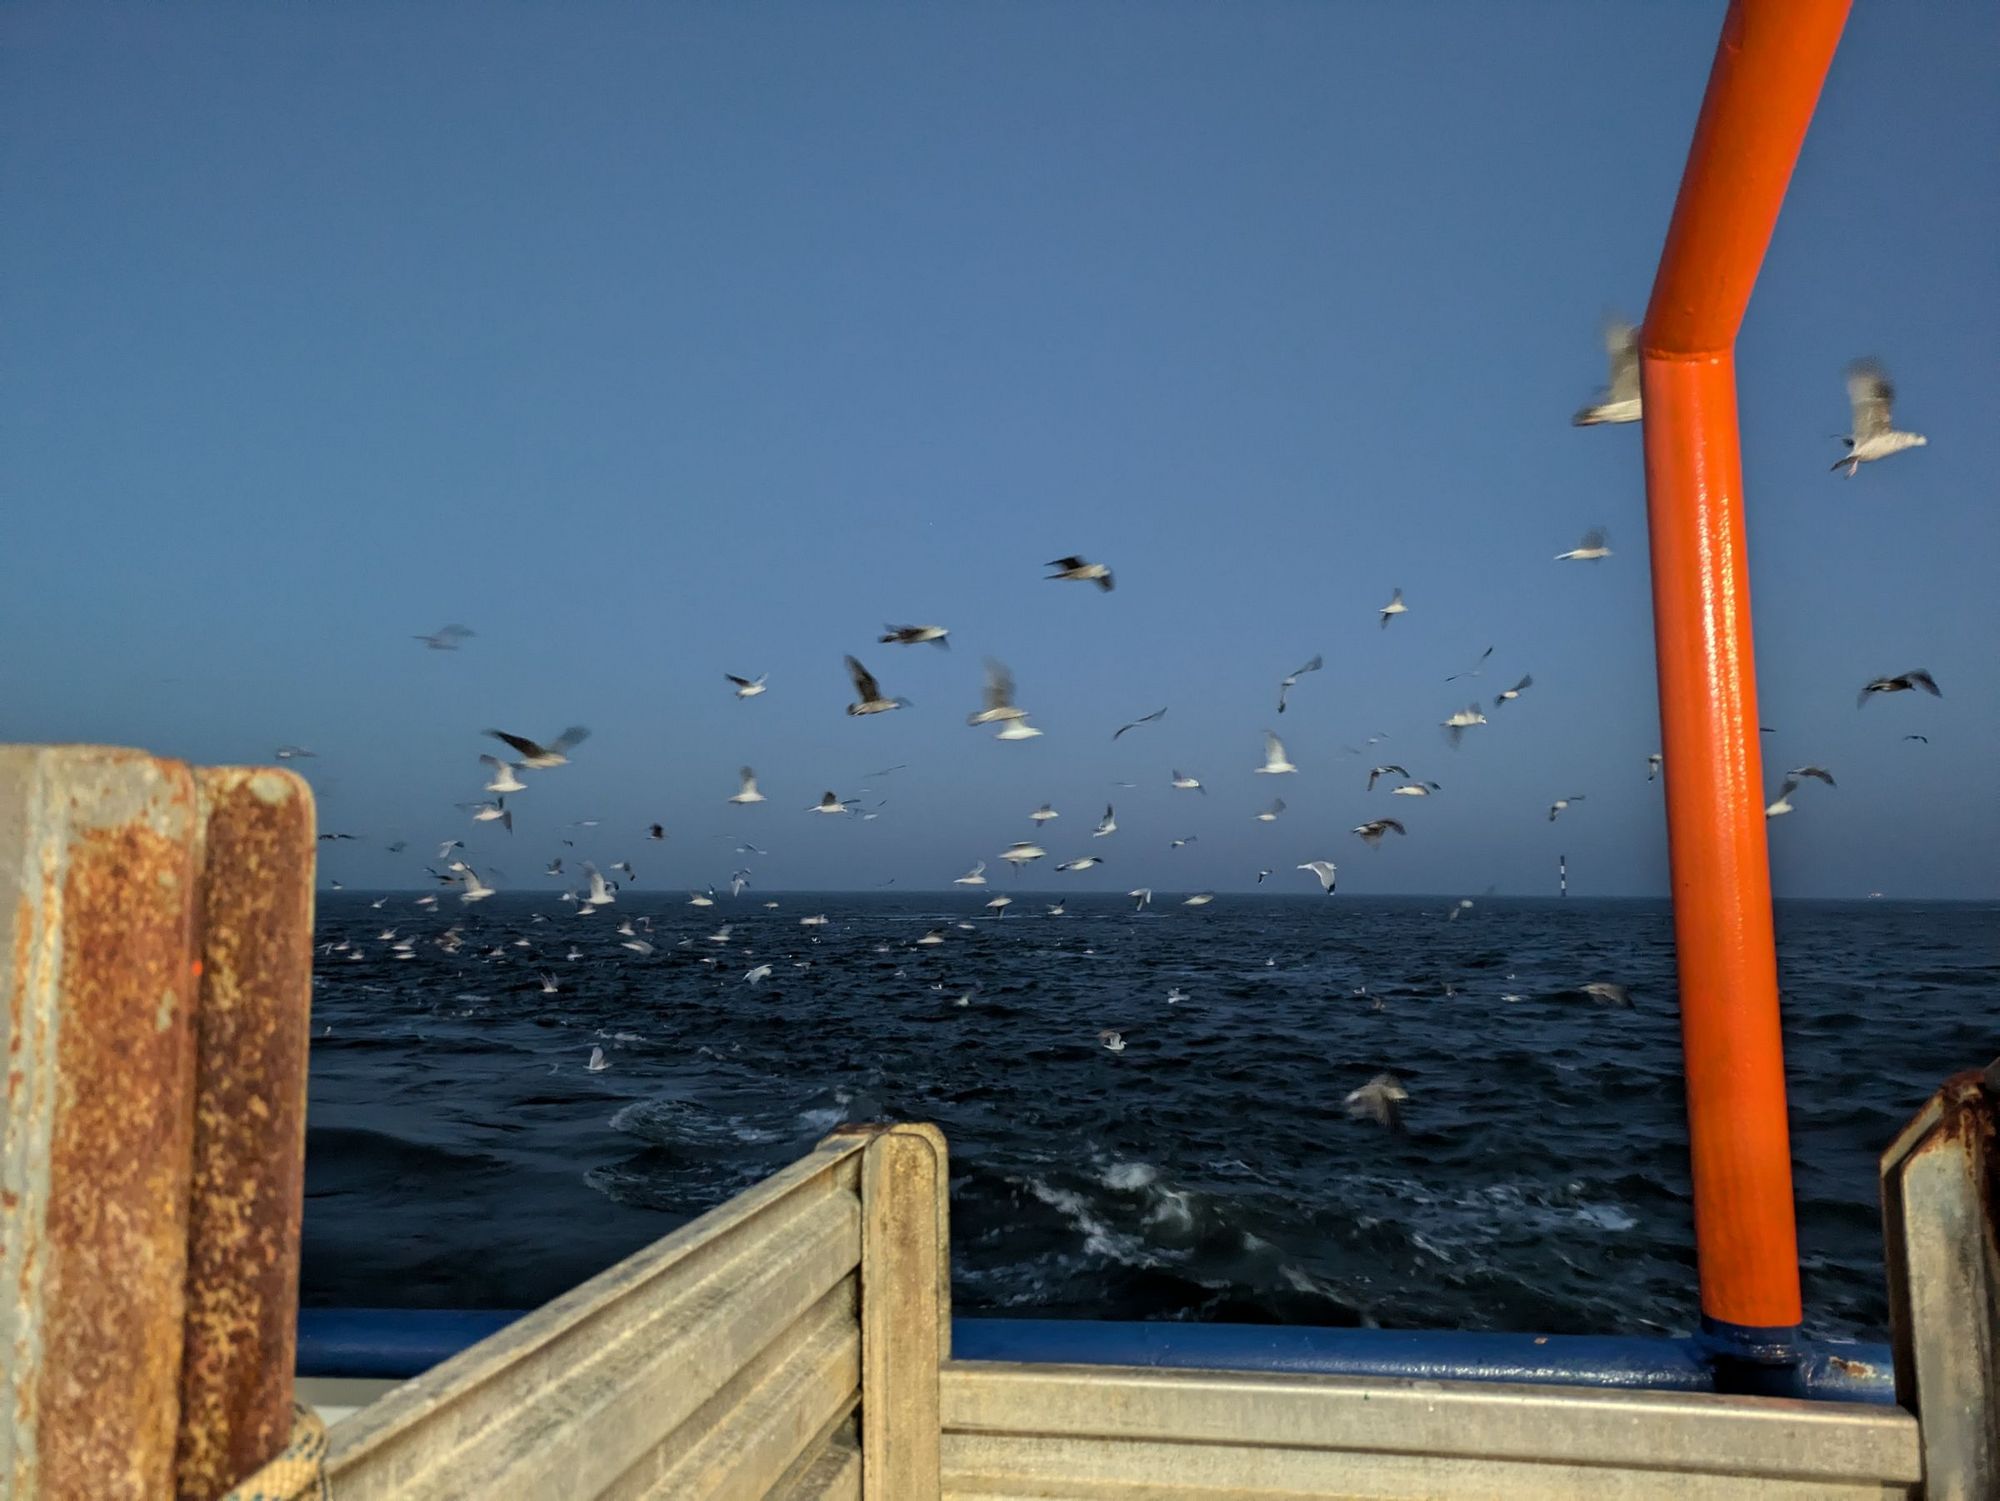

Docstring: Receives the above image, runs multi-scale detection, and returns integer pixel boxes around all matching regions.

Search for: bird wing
[1907,669,1941,696]
[551,726,591,754]
[1385,819,1406,835]
[1790,766,1836,786]
[1293,654,1323,678]
[982,659,1016,711]
[1046,555,1086,571]
[726,673,752,687]
[739,767,757,791]
[479,754,507,772]
[1847,361,1894,441]
[1605,319,1640,401]
[1578,528,1608,552]
[846,655,882,702]
[1264,732,1286,765]
[485,729,545,759]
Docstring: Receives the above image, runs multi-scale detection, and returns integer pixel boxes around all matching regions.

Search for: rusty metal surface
[175,768,316,1501]
[1,745,203,1499]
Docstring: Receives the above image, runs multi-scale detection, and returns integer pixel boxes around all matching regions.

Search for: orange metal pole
[1641,0,1850,1354]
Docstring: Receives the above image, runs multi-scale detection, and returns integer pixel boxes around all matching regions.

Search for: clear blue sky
[4,3,1993,898]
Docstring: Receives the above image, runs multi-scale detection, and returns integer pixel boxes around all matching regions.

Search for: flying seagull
[1548,796,1586,822]
[1579,982,1633,1008]
[953,861,988,886]
[273,745,316,760]
[1366,764,1410,792]
[1353,819,1407,846]
[1833,360,1927,476]
[844,655,909,716]
[1277,655,1323,714]
[1788,765,1837,787]
[1170,770,1205,794]
[1094,805,1117,837]
[1379,589,1407,628]
[1555,528,1612,561]
[1098,1029,1126,1053]
[1000,841,1046,868]
[479,755,526,793]
[1344,1073,1408,1129]
[1112,707,1167,740]
[1128,888,1152,911]
[1056,856,1103,872]
[1256,731,1297,775]
[582,863,616,906]
[725,673,768,699]
[648,824,666,840]
[1392,782,1441,797]
[415,624,475,651]
[1648,752,1664,782]
[485,726,590,768]
[1765,780,1801,818]
[1183,893,1215,906]
[1494,674,1533,707]
[1902,735,1928,745]
[1046,555,1114,591]
[1858,670,1940,707]
[728,767,766,805]
[809,790,858,814]
[1298,860,1338,894]
[1442,705,1487,747]
[1030,803,1060,823]
[968,659,1029,726]
[1254,798,1286,822]
[1572,318,1641,427]
[879,624,951,648]
[1445,646,1496,683]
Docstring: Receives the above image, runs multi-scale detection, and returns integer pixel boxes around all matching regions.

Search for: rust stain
[36,758,200,1500]
[174,768,315,1501]
[1828,1354,1876,1378]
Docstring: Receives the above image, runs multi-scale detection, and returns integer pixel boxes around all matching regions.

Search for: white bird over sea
[582,863,616,906]
[455,865,495,903]
[1445,646,1495,683]
[1572,318,1642,427]
[1834,360,1927,476]
[1276,655,1323,714]
[968,659,1030,726]
[1648,752,1664,782]
[1555,528,1612,562]
[1344,1073,1407,1129]
[537,972,559,994]
[479,755,527,793]
[1000,841,1046,868]
[621,937,655,955]
[1494,674,1533,707]
[725,672,768,699]
[916,930,946,946]
[415,623,475,651]
[1256,731,1297,775]
[879,624,951,648]
[799,914,830,927]
[1098,1029,1126,1053]
[1352,819,1406,846]
[1298,861,1338,894]
[1167,987,1189,1005]
[586,1046,609,1073]
[809,790,859,814]
[1170,770,1205,794]
[1442,705,1487,747]
[728,767,767,805]
[1094,805,1118,837]
[1056,855,1103,872]
[1367,764,1410,791]
[1254,799,1286,822]
[954,861,988,886]
[1379,588,1407,628]
[744,963,773,984]
[1046,900,1066,915]
[466,798,513,833]
[1858,669,1941,706]
[1256,869,1273,885]
[1046,554,1114,591]
[1548,796,1586,822]
[1392,782,1441,797]
[484,725,590,769]
[1183,892,1215,906]
[1030,803,1060,823]
[273,744,316,760]
[1129,888,1152,911]
[1112,707,1167,740]
[844,656,910,716]
[1765,780,1800,818]
[985,895,1013,914]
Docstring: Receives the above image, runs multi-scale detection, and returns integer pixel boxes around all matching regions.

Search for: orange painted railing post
[1641,0,1851,1381]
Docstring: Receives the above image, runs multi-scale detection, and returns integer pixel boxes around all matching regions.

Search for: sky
[3,2,1994,899]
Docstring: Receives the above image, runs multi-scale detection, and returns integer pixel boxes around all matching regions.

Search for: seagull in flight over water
[1170,770,1205,794]
[968,659,1030,726]
[1255,732,1297,775]
[728,767,766,804]
[1094,805,1117,837]
[485,726,590,768]
[1834,360,1927,476]
[1277,655,1322,713]
[479,755,526,793]
[1379,589,1407,628]
[879,624,951,648]
[844,656,910,716]
[725,673,768,698]
[1298,860,1338,894]
[1555,528,1612,561]
[1113,707,1167,740]
[1493,674,1533,707]
[1344,1073,1407,1129]
[1046,555,1114,591]
[1858,670,1940,707]
[1572,318,1642,427]
[1367,764,1410,792]
[415,624,475,651]
[1352,819,1406,846]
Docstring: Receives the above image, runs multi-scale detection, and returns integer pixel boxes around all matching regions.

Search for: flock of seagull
[301,337,1940,1123]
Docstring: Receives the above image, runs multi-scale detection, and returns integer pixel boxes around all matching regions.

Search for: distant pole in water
[1559,853,1567,897]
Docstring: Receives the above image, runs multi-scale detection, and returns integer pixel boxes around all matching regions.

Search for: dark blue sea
[301,892,1997,1341]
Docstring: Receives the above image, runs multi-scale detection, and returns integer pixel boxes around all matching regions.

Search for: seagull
[1030,804,1060,823]
[1788,766,1837,787]
[437,839,465,860]
[1765,780,1800,818]
[1353,819,1407,846]
[1572,318,1642,426]
[879,624,950,648]
[1448,899,1475,921]
[1344,1074,1407,1129]
[1255,869,1272,884]
[1366,764,1410,792]
[466,799,513,833]
[1256,731,1297,775]
[1445,646,1495,683]
[621,937,656,956]
[1168,837,1197,849]
[844,656,909,716]
[968,659,1029,726]
[582,864,616,906]
[1254,799,1286,822]
[455,865,495,903]
[1056,856,1103,872]
[744,963,773,985]
[1555,528,1612,561]
[999,841,1046,868]
[1391,782,1440,797]
[586,1046,609,1072]
[1648,752,1664,782]
[1098,1029,1126,1053]
[1182,893,1215,906]
[1903,735,1928,744]
[1858,670,1940,706]
[916,930,946,946]
[1166,987,1189,1005]
[273,745,316,760]
[799,914,830,927]
[1277,655,1323,714]
[484,726,590,768]
[728,869,751,897]
[1094,805,1117,837]
[1442,705,1487,747]
[1046,555,1114,591]
[1298,861,1338,894]
[1046,901,1066,915]
[648,824,666,840]
[1379,589,1407,628]
[611,860,636,881]
[477,755,527,793]
[1548,796,1586,822]
[728,767,766,805]
[1834,360,1927,475]
[537,973,559,994]
[1493,674,1533,707]
[1129,888,1152,911]
[1113,707,1167,740]
[984,896,1013,914]
[954,862,988,885]
[1579,982,1633,1008]
[1170,770,1205,794]
[415,624,475,651]
[809,790,858,815]
[725,673,768,699]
